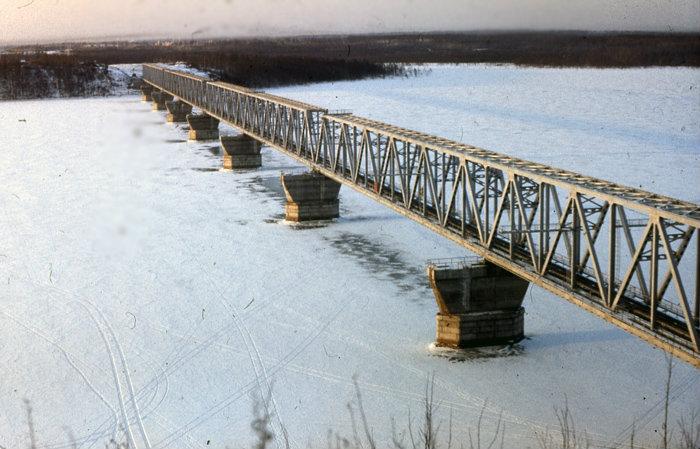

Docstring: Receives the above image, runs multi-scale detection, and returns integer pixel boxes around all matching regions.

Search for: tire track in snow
[0,309,121,445]
[72,301,146,449]
[610,368,698,446]
[152,292,351,448]
[189,255,290,448]
[46,335,176,449]
[11,275,155,449]
[66,300,138,449]
[153,276,554,446]
[78,241,289,447]
[161,237,293,447]
[83,319,240,448]
[81,301,152,449]
[155,325,476,415]
[2,275,135,449]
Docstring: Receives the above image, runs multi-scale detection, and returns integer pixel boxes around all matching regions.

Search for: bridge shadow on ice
[323,232,431,298]
[526,328,628,351]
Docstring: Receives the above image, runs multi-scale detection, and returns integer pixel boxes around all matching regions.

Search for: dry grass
[13,361,700,448]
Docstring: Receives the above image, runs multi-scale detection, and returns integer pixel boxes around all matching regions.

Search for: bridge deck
[143,63,700,367]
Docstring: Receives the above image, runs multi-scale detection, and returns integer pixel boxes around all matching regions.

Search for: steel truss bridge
[143,64,700,367]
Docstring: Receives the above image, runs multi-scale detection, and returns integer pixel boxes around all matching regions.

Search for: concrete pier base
[151,91,174,111]
[140,85,154,102]
[428,259,528,348]
[436,309,525,347]
[186,114,219,140]
[220,134,262,169]
[186,114,220,141]
[280,171,341,222]
[165,100,193,123]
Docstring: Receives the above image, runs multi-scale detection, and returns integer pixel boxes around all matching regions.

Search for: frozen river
[0,65,699,448]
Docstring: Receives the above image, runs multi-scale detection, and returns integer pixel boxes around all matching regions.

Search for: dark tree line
[60,46,407,87]
[0,54,117,100]
[0,50,404,100]
[2,32,699,100]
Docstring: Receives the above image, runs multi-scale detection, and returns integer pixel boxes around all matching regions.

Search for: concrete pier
[165,100,193,123]
[428,258,528,348]
[140,84,154,102]
[186,114,220,141]
[151,91,174,111]
[220,135,262,169]
[280,171,341,222]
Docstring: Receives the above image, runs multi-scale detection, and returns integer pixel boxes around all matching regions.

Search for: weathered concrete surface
[435,309,525,347]
[140,84,154,102]
[151,91,174,111]
[165,100,193,123]
[280,171,341,221]
[220,134,262,169]
[428,260,528,347]
[186,113,220,141]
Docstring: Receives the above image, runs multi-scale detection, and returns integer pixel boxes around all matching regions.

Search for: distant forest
[0,54,116,99]
[27,32,700,67]
[2,32,699,100]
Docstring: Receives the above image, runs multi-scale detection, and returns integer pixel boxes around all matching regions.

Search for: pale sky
[1,0,699,45]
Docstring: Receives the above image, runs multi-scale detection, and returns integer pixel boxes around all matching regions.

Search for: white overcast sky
[1,0,699,45]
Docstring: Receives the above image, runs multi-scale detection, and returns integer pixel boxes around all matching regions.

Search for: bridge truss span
[142,63,700,367]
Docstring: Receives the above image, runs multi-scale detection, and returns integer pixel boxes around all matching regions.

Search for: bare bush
[468,402,505,449]
[342,374,508,449]
[10,364,698,449]
[251,390,274,449]
[660,355,675,449]
[676,410,700,449]
[407,374,440,449]
[23,399,38,449]
[535,398,590,449]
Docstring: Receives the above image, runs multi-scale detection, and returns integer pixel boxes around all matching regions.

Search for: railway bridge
[141,64,700,367]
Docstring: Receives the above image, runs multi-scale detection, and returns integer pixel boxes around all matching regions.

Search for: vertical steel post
[538,183,546,272]
[484,168,491,239]
[650,219,659,329]
[608,204,617,307]
[571,195,580,288]
[509,179,515,259]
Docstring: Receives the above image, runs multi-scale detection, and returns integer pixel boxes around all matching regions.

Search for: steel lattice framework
[143,64,700,367]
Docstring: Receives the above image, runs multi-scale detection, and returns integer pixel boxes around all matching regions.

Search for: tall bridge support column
[140,84,154,102]
[428,259,529,348]
[280,171,341,222]
[151,91,174,111]
[220,135,262,169]
[186,114,220,141]
[165,100,193,123]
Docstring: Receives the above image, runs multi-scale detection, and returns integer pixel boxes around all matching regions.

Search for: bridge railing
[426,256,484,270]
[142,63,699,365]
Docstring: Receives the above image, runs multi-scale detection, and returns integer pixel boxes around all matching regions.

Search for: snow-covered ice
[0,65,698,449]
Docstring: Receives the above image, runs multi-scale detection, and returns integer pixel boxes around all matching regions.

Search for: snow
[107,64,143,95]
[0,65,698,449]
[157,62,211,79]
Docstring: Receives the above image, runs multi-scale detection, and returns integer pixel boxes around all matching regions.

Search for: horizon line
[3,28,700,48]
